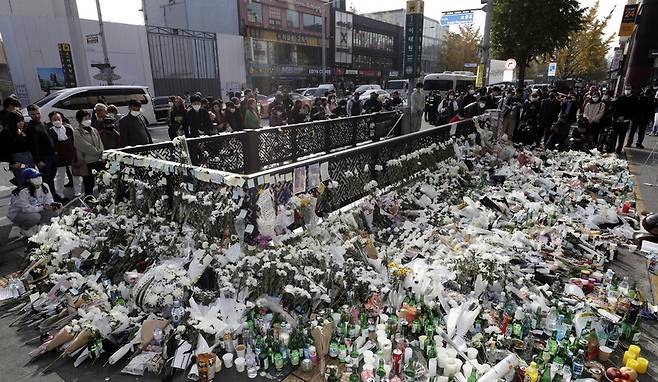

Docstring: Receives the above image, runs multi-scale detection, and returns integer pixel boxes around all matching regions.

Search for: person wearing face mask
[8,168,61,234]
[539,91,561,144]
[92,103,108,131]
[611,85,636,154]
[118,99,153,147]
[72,109,104,196]
[223,101,244,131]
[561,91,580,125]
[0,96,21,129]
[462,86,477,108]
[465,96,488,118]
[438,90,459,125]
[518,92,541,145]
[106,104,121,121]
[209,100,225,133]
[347,92,363,117]
[47,111,75,192]
[581,91,605,146]
[409,83,425,132]
[244,98,261,129]
[26,104,62,201]
[289,100,307,124]
[181,95,212,137]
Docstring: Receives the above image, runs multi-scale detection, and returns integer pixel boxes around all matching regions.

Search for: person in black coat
[627,86,654,148]
[168,96,187,139]
[560,91,580,124]
[118,99,153,147]
[182,95,212,137]
[223,101,244,131]
[289,100,307,124]
[26,104,63,201]
[539,91,561,144]
[612,85,637,154]
[363,92,383,114]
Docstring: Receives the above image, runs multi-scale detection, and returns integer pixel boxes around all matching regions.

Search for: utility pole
[481,0,493,86]
[322,5,327,83]
[95,0,114,85]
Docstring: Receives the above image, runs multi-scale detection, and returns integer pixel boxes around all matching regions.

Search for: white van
[384,79,409,94]
[26,86,157,125]
[422,72,476,97]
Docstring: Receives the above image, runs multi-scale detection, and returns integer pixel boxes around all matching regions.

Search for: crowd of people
[414,81,657,153]
[0,95,153,233]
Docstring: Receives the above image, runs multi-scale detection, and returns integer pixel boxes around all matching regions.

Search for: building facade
[238,0,330,93]
[331,9,403,91]
[0,0,154,104]
[363,9,444,77]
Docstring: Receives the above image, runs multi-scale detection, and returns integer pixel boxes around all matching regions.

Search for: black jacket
[521,100,540,122]
[462,93,477,108]
[182,108,212,138]
[289,107,307,124]
[363,99,383,114]
[224,109,245,131]
[118,113,153,147]
[539,98,561,126]
[26,121,55,162]
[613,95,636,120]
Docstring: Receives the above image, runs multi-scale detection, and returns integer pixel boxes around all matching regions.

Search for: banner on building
[246,28,321,47]
[57,43,77,88]
[335,11,353,64]
[37,67,65,91]
[618,4,638,38]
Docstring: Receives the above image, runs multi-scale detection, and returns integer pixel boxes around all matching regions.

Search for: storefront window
[247,2,262,24]
[287,10,299,29]
[297,45,321,66]
[303,14,322,33]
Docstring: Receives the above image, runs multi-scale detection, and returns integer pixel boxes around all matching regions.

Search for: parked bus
[422,72,476,96]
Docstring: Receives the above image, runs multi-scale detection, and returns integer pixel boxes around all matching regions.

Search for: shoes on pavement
[636,144,645,149]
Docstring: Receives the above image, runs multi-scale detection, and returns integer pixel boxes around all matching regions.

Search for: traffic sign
[439,12,474,26]
[405,1,424,79]
[547,62,557,77]
[505,59,517,70]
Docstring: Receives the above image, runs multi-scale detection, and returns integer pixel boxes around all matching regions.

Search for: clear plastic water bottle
[556,314,567,341]
[170,300,185,326]
[618,276,630,296]
[544,307,558,335]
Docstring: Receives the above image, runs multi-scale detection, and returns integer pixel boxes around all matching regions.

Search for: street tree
[437,25,481,73]
[491,0,584,87]
[556,0,614,81]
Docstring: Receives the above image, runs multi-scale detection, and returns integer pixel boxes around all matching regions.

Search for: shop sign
[308,68,331,75]
[359,69,381,77]
[345,69,359,75]
[246,28,321,47]
[57,43,77,88]
[335,11,353,64]
[247,64,274,77]
[618,4,638,38]
[404,1,424,79]
[279,66,306,75]
[388,71,399,77]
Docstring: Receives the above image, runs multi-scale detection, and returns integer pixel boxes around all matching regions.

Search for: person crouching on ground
[8,167,62,234]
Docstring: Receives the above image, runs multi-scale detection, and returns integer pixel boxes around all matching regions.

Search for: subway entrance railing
[104,112,490,240]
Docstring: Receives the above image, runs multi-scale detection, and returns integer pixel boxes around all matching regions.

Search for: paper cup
[235,357,245,372]
[599,345,612,362]
[236,344,246,359]
[222,352,234,368]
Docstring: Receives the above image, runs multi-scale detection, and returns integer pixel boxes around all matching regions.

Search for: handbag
[71,160,89,177]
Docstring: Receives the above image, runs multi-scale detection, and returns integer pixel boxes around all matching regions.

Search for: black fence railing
[106,115,482,239]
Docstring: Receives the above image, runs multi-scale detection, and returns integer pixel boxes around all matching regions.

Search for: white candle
[443,358,459,377]
[428,358,438,377]
[382,340,393,362]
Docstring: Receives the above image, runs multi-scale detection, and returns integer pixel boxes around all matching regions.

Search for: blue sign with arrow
[440,12,474,26]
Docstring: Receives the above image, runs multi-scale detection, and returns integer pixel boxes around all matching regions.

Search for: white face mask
[479,102,487,109]
[625,90,632,96]
[192,104,201,111]
[531,97,538,101]
[130,110,141,117]
[229,108,236,113]
[469,90,475,94]
[52,120,63,128]
[29,177,43,186]
[81,119,92,127]
[592,97,600,102]
[449,95,455,100]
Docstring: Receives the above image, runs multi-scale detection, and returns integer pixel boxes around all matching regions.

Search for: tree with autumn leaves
[437,25,482,73]
[555,1,614,81]
[491,0,584,87]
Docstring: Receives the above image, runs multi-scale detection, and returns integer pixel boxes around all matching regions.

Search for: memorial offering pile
[1,138,653,382]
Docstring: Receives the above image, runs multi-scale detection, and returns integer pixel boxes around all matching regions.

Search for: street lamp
[321,0,341,83]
